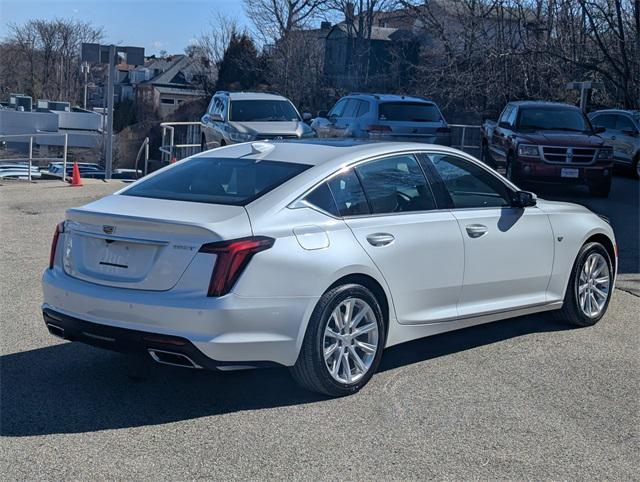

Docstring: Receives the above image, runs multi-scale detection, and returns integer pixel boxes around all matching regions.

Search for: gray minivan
[311,93,451,146]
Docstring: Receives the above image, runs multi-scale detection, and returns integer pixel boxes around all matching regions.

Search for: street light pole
[105,45,115,180]
[81,62,90,109]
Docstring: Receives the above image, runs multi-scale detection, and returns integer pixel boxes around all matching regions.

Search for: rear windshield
[122,157,310,205]
[378,102,442,122]
[518,108,591,132]
[229,100,300,122]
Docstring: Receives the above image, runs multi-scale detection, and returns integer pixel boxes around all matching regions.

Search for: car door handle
[366,233,395,247]
[466,224,488,238]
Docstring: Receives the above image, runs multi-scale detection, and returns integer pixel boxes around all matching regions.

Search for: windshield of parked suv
[122,157,310,205]
[229,100,300,122]
[518,107,592,132]
[378,102,442,122]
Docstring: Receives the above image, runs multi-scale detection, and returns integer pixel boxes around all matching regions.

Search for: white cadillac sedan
[42,140,616,396]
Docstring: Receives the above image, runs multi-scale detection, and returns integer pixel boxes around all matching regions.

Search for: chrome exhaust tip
[147,349,202,369]
[46,323,66,339]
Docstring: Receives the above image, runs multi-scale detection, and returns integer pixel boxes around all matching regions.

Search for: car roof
[217,91,291,102]
[589,109,639,115]
[345,93,434,104]
[193,139,459,167]
[510,101,581,109]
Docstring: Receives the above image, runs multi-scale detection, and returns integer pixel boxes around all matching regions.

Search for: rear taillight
[49,222,64,269]
[365,124,392,133]
[199,236,275,297]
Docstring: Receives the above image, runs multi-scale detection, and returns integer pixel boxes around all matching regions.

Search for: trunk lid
[62,194,252,291]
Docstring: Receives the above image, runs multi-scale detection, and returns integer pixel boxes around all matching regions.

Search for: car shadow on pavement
[1,312,570,437]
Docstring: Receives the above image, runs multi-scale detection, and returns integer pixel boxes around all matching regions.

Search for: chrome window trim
[289,148,520,219]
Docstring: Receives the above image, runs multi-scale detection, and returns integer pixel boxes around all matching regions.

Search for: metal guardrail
[0,133,68,181]
[449,124,482,155]
[159,122,203,163]
[157,121,483,164]
[135,137,150,177]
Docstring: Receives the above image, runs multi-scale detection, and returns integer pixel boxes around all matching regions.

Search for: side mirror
[593,126,606,134]
[302,112,312,122]
[317,110,328,119]
[210,113,223,122]
[512,190,537,208]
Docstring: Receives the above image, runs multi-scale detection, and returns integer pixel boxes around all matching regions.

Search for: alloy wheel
[323,297,379,384]
[577,252,610,318]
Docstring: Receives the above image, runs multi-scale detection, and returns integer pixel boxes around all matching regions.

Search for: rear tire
[554,242,613,327]
[588,176,611,197]
[632,153,640,179]
[290,284,385,397]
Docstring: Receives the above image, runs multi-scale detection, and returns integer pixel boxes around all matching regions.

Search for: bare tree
[187,12,240,94]
[1,18,103,102]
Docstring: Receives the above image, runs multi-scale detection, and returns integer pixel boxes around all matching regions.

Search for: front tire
[290,284,385,397]
[554,242,613,327]
[506,152,520,184]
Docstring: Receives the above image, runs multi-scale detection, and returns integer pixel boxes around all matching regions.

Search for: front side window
[378,102,442,122]
[615,115,635,131]
[355,155,436,214]
[342,99,360,118]
[326,169,370,217]
[356,100,370,117]
[229,100,300,122]
[591,114,616,129]
[328,99,348,118]
[428,154,512,209]
[123,157,309,206]
[499,105,514,125]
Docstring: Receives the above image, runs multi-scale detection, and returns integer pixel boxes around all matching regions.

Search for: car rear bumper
[42,267,318,367]
[42,308,282,370]
[516,160,612,184]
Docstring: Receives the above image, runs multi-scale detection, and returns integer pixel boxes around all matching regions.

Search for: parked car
[0,162,41,179]
[48,162,105,179]
[200,91,315,148]
[588,109,640,178]
[481,101,614,197]
[42,140,616,396]
[311,93,451,146]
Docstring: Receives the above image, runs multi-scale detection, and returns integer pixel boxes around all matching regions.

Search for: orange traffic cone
[170,156,177,164]
[70,161,83,187]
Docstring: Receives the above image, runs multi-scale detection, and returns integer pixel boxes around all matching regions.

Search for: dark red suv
[481,101,613,197]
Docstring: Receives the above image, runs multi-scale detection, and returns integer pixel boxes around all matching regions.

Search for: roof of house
[328,23,412,42]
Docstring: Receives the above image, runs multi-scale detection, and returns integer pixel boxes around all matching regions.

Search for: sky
[0,0,250,56]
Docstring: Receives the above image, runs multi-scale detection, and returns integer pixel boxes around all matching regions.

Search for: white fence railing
[159,122,203,163]
[0,133,69,181]
[449,124,482,156]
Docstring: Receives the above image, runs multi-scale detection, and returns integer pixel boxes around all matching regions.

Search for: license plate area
[561,168,579,178]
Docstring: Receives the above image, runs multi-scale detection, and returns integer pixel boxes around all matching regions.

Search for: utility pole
[105,45,116,180]
[566,81,603,112]
[80,43,144,181]
[81,62,90,109]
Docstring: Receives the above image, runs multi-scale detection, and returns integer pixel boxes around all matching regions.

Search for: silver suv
[589,109,640,177]
[201,92,316,148]
[311,93,451,146]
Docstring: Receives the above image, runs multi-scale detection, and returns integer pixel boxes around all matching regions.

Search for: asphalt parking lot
[1,175,638,480]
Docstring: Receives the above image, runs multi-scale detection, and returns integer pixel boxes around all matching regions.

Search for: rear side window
[355,155,436,214]
[327,169,370,217]
[378,102,442,122]
[303,182,340,217]
[428,154,512,209]
[123,157,309,206]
